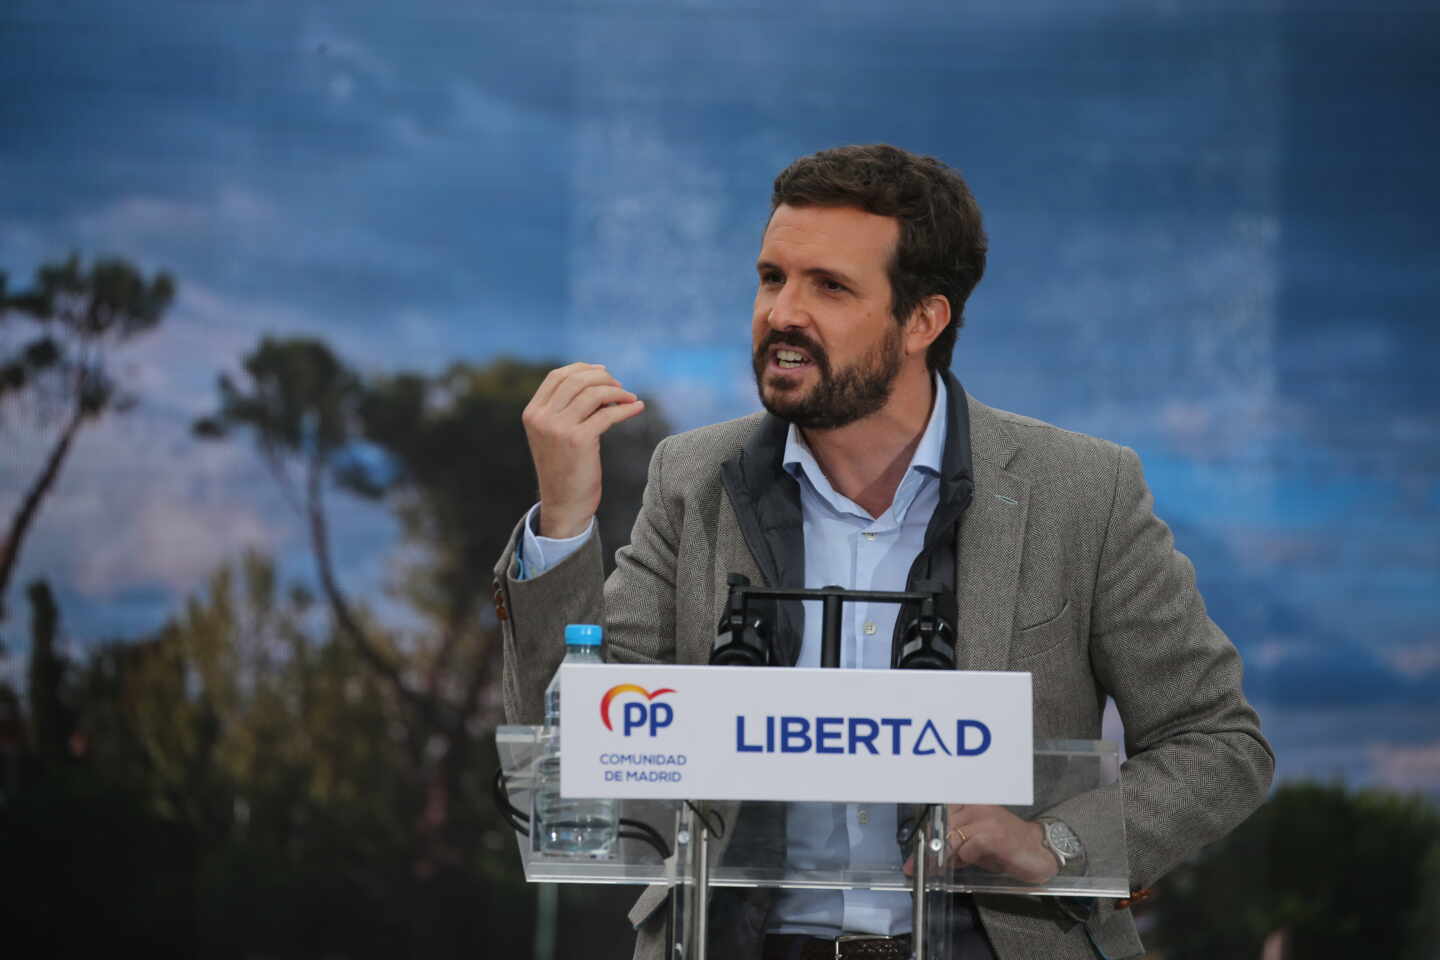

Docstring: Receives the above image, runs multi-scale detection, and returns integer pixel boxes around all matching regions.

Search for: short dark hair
[770,144,987,372]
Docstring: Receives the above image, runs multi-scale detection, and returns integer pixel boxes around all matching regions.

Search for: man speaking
[494,144,1273,959]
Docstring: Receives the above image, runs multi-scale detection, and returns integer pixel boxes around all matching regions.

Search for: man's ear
[905,295,952,357]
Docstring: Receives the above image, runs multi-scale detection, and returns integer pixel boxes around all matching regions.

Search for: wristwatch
[1036,817,1085,872]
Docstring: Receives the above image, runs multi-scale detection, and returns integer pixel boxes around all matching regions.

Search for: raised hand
[521,362,646,539]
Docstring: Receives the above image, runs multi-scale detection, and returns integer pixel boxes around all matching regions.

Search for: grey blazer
[494,390,1274,960]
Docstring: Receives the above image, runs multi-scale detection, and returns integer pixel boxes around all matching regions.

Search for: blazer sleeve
[495,435,682,724]
[495,514,607,726]
[1089,444,1275,889]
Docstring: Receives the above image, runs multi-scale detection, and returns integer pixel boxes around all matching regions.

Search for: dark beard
[752,325,903,430]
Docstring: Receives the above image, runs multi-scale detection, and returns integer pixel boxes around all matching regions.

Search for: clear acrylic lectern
[497,726,1129,960]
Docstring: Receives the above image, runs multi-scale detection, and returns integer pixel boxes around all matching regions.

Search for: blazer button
[491,580,509,621]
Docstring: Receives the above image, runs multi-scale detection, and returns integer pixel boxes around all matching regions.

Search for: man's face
[752,204,906,430]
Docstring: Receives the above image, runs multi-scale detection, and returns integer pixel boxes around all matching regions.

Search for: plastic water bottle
[532,623,617,857]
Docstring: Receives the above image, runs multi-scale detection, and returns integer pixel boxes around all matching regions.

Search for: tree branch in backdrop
[0,255,174,623]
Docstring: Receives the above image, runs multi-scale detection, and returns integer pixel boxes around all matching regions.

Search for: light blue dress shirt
[767,375,945,937]
[519,376,948,938]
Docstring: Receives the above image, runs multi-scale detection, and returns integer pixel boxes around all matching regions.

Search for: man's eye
[820,278,847,293]
[760,271,784,286]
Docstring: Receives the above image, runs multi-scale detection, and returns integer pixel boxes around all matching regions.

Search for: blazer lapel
[700,499,769,665]
[719,413,806,666]
[956,400,1029,672]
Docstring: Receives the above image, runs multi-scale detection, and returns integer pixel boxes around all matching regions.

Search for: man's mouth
[774,348,810,370]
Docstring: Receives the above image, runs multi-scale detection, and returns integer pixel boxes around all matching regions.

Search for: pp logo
[600,684,676,737]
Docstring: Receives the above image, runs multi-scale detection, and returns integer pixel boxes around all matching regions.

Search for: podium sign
[559,663,1033,805]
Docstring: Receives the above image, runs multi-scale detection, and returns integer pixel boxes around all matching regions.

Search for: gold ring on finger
[948,828,968,848]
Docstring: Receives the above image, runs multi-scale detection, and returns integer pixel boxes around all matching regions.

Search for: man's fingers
[529,386,639,440]
[549,367,626,416]
[532,362,618,411]
[942,805,972,832]
[947,824,976,863]
[582,397,646,437]
[567,385,639,424]
[948,828,1000,873]
[942,810,1054,883]
[531,361,602,408]
[944,806,1007,870]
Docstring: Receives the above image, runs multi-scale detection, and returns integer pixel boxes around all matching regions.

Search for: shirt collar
[782,373,948,488]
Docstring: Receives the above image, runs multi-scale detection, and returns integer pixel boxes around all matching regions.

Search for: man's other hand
[522,362,646,539]
[903,804,1059,884]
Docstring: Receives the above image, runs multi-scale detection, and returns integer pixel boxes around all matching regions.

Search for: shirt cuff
[516,503,595,581]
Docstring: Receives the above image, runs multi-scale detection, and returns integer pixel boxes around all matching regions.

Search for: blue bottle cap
[564,623,604,646]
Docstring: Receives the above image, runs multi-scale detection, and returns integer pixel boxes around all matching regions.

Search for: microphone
[710,573,773,666]
[893,579,958,670]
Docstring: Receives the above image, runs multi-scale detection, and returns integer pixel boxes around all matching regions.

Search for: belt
[763,933,913,960]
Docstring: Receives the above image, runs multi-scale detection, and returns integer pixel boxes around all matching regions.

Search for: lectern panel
[496,726,1128,898]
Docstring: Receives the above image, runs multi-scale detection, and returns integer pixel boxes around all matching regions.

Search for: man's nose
[766,285,808,330]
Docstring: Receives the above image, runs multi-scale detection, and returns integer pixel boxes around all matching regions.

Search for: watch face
[1047,821,1083,858]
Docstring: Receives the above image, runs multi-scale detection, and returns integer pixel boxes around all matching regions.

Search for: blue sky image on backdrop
[2,0,1437,793]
